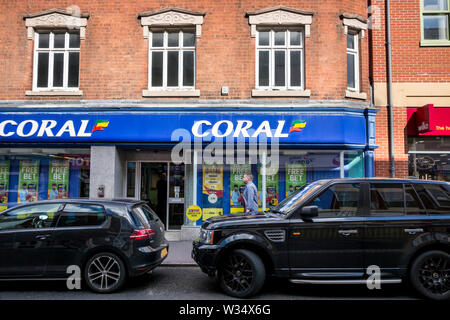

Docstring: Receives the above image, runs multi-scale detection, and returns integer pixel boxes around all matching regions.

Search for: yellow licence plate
[161,248,168,258]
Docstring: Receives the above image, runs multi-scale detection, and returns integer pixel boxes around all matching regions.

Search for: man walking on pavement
[242,173,259,214]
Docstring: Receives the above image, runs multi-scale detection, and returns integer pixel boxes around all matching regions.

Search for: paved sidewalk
[162,240,197,266]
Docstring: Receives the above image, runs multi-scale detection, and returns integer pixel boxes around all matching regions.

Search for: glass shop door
[127,161,185,230]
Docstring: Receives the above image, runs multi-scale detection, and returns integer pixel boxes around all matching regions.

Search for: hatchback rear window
[56,204,106,227]
[132,205,159,228]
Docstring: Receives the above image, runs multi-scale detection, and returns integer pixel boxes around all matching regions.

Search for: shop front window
[190,150,365,225]
[0,149,90,212]
[126,162,136,198]
[409,137,450,181]
[345,151,364,177]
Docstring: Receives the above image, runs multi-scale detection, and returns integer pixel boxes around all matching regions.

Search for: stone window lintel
[139,8,205,39]
[341,14,368,39]
[24,9,89,40]
[246,6,314,38]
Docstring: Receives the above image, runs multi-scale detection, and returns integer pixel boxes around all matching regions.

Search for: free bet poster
[18,160,39,203]
[202,164,223,220]
[258,166,279,210]
[48,160,70,200]
[230,164,251,213]
[285,161,306,196]
[0,160,10,211]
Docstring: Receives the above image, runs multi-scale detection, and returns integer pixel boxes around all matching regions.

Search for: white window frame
[346,32,360,93]
[148,29,196,91]
[341,14,367,100]
[420,0,450,45]
[32,31,80,92]
[255,28,304,91]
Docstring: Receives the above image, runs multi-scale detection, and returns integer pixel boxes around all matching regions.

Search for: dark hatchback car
[192,178,450,300]
[0,199,168,293]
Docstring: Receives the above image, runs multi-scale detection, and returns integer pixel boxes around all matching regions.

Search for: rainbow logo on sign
[92,120,109,132]
[289,120,306,134]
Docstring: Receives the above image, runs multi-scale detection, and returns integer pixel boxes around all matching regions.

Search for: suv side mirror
[300,205,318,220]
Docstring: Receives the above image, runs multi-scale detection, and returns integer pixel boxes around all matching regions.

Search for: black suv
[0,199,168,293]
[192,178,450,300]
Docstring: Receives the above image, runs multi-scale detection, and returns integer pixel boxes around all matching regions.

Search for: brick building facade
[0,1,376,239]
[1,0,371,100]
[370,0,450,179]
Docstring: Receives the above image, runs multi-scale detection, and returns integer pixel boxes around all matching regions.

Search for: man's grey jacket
[243,181,259,213]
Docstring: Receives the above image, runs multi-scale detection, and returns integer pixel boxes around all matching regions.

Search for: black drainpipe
[386,0,395,177]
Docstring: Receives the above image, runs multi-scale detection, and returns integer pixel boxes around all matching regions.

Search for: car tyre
[410,250,450,301]
[218,249,266,298]
[84,252,126,293]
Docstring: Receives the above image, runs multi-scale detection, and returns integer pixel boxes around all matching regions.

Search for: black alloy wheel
[218,249,265,298]
[410,250,450,300]
[84,252,126,293]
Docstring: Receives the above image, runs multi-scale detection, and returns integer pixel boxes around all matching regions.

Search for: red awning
[407,104,450,136]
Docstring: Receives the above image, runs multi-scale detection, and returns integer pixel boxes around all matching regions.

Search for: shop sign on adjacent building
[408,104,450,136]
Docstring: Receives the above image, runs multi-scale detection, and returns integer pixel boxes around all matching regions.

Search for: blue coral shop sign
[0,112,368,145]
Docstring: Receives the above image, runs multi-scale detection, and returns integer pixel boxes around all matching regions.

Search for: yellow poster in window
[202,164,223,220]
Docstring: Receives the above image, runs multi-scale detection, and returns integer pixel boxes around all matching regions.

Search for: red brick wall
[374,106,409,178]
[369,0,450,178]
[370,0,450,83]
[0,0,369,101]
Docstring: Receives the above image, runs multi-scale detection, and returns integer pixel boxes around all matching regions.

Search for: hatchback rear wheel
[218,249,265,298]
[84,252,126,293]
[410,250,450,300]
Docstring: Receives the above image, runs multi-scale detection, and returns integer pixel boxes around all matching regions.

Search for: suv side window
[414,183,450,214]
[0,203,62,230]
[370,183,404,216]
[405,184,427,215]
[56,203,106,227]
[306,183,361,218]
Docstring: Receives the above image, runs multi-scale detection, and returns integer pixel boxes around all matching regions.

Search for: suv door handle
[338,230,358,236]
[35,234,51,240]
[404,228,424,235]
